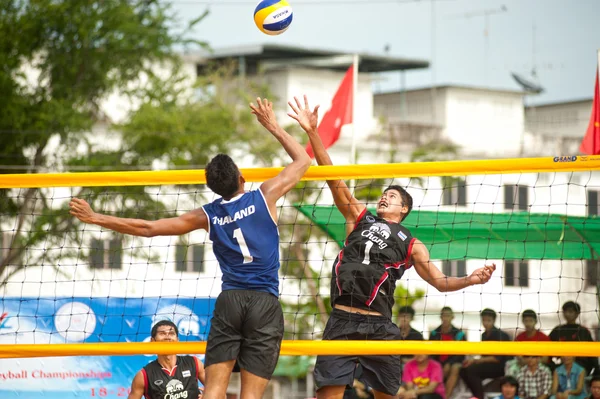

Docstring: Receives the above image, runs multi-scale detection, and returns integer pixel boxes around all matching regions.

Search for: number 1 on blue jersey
[233,228,253,263]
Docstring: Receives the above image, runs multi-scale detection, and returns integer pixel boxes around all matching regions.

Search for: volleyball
[254,0,293,36]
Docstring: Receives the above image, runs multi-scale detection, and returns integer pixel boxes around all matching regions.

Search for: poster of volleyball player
[288,95,496,399]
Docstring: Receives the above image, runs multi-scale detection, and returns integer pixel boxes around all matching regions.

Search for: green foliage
[0,0,207,285]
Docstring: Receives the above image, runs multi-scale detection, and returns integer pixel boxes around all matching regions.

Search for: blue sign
[0,297,214,398]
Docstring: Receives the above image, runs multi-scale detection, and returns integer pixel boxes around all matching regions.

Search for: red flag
[306,66,353,158]
[580,67,600,155]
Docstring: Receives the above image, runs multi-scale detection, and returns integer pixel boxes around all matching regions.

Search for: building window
[504,185,529,211]
[175,244,205,273]
[586,260,600,287]
[442,260,467,277]
[504,261,529,287]
[90,238,122,270]
[588,190,599,216]
[443,179,467,206]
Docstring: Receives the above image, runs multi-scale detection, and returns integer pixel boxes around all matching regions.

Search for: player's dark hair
[521,309,538,321]
[151,320,178,338]
[562,300,581,314]
[441,306,454,315]
[384,185,413,221]
[481,308,497,320]
[205,154,241,199]
[500,376,519,391]
[398,305,416,317]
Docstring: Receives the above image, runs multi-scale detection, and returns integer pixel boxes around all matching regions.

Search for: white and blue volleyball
[254,0,293,36]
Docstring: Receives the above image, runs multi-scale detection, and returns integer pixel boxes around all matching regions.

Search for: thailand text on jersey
[331,209,416,319]
[202,189,280,297]
[142,356,201,399]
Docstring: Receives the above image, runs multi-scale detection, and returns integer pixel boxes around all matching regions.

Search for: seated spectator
[398,305,425,341]
[398,305,425,369]
[399,355,445,399]
[587,375,600,399]
[549,301,598,375]
[430,307,467,399]
[506,357,526,378]
[517,356,552,399]
[516,310,551,369]
[551,356,587,399]
[460,308,511,399]
[495,376,522,399]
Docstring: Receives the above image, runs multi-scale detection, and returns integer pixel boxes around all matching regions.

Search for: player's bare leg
[239,369,270,399]
[316,385,346,399]
[202,359,236,399]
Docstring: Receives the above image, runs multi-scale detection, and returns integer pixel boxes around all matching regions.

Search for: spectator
[398,306,425,341]
[398,305,425,370]
[399,355,445,399]
[516,310,551,368]
[517,356,552,399]
[495,376,522,399]
[586,376,600,399]
[506,357,526,378]
[430,307,467,399]
[460,308,511,399]
[551,356,587,399]
[549,301,598,375]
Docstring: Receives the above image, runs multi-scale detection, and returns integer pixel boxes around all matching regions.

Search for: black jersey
[332,209,415,319]
[142,356,200,399]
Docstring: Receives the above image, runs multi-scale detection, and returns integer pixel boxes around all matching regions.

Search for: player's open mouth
[378,202,388,208]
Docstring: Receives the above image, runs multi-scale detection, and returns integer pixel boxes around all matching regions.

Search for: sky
[171,0,599,105]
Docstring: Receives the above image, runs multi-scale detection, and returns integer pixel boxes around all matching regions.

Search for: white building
[373,86,599,340]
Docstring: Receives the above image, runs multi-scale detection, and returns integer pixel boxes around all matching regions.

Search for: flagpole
[350,54,359,165]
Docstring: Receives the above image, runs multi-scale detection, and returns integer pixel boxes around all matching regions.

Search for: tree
[0,1,281,289]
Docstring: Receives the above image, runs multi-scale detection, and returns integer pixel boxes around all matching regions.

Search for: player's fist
[69,198,95,223]
[469,263,496,285]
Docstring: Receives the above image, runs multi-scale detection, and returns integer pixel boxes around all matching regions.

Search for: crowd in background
[343,301,600,399]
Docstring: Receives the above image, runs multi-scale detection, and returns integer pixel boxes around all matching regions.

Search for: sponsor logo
[366,215,376,223]
[369,223,391,239]
[553,155,577,162]
[362,222,392,249]
[397,231,407,241]
[165,379,187,399]
[155,380,164,386]
[182,370,191,378]
[580,156,589,161]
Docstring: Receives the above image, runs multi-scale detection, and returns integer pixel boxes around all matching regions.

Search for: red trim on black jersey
[366,271,389,307]
[141,368,150,399]
[161,365,177,377]
[193,356,200,380]
[343,207,368,246]
[385,261,405,270]
[403,238,416,270]
[334,249,344,294]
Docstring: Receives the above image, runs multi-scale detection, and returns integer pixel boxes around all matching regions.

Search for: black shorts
[205,290,284,380]
[314,308,402,396]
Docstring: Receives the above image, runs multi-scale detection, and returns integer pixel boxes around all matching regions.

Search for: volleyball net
[1,156,600,365]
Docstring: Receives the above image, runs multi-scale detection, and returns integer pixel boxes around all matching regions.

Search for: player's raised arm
[250,97,311,218]
[410,239,496,292]
[288,95,365,226]
[127,370,145,399]
[69,198,208,237]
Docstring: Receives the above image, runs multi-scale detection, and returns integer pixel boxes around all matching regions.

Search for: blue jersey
[202,189,280,297]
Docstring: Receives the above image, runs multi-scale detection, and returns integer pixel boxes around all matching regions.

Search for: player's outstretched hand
[468,263,496,285]
[249,97,279,133]
[69,198,96,224]
[287,95,319,133]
